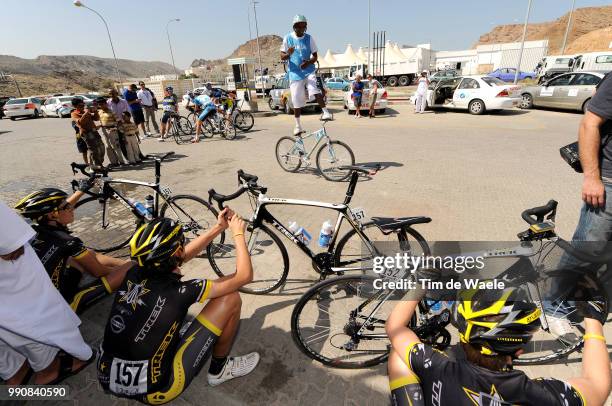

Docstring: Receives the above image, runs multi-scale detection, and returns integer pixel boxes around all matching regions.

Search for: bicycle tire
[275,136,303,172]
[334,222,431,272]
[173,122,193,144]
[206,222,289,294]
[222,120,237,140]
[316,140,355,182]
[291,274,415,368]
[202,118,215,138]
[159,195,224,255]
[72,196,140,254]
[177,116,194,135]
[234,111,254,132]
[187,112,197,125]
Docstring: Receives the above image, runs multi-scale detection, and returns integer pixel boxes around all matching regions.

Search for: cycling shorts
[198,105,216,122]
[161,111,174,124]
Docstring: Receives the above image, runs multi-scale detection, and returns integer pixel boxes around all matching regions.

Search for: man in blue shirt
[123,84,146,139]
[192,92,217,143]
[280,15,332,135]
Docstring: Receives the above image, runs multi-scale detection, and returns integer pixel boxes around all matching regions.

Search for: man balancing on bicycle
[15,185,131,314]
[385,284,611,405]
[97,212,260,404]
[280,14,332,135]
[190,90,218,143]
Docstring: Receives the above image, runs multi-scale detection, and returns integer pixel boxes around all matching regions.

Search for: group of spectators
[350,74,379,119]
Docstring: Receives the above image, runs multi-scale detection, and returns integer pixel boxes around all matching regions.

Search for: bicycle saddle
[370,216,432,233]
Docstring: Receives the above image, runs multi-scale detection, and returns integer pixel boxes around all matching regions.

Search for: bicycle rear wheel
[206,223,289,294]
[234,111,254,132]
[275,136,303,172]
[173,123,193,145]
[316,140,355,181]
[221,120,237,140]
[202,118,215,138]
[72,196,140,255]
[292,274,407,368]
[177,116,194,135]
[160,195,223,257]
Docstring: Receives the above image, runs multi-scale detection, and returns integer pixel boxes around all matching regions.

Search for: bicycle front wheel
[316,140,355,181]
[275,136,303,172]
[221,120,237,140]
[160,195,223,257]
[207,223,289,294]
[72,196,140,254]
[177,116,194,135]
[234,111,254,132]
[173,122,193,144]
[292,274,402,368]
[202,118,215,138]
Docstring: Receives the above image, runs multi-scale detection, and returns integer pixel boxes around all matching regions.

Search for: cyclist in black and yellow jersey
[97,210,259,404]
[15,185,131,314]
[386,284,611,406]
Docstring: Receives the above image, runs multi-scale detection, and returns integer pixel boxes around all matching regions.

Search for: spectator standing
[351,75,365,118]
[415,71,429,114]
[71,120,88,167]
[95,97,125,168]
[107,88,130,161]
[137,81,160,136]
[367,74,379,118]
[159,86,178,142]
[70,98,105,170]
[118,111,143,165]
[123,84,146,138]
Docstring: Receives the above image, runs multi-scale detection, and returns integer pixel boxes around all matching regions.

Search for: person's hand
[574,272,608,325]
[229,214,246,236]
[216,207,234,229]
[300,60,311,70]
[287,46,295,56]
[77,177,96,192]
[582,176,605,208]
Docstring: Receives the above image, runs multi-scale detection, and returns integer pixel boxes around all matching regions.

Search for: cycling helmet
[165,86,174,92]
[455,287,541,355]
[129,218,185,270]
[15,188,68,220]
[293,14,307,25]
[193,89,202,96]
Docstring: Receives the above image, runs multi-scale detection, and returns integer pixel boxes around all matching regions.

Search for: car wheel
[520,93,533,109]
[10,117,15,121]
[348,109,354,115]
[376,108,386,114]
[343,103,348,110]
[398,76,410,87]
[268,97,275,111]
[387,76,398,87]
[468,99,485,115]
[582,98,591,114]
[33,110,39,118]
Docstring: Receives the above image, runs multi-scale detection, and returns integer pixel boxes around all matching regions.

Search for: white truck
[570,51,612,74]
[535,55,575,83]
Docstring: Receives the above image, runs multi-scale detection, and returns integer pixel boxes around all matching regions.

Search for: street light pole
[514,0,533,84]
[367,0,371,76]
[246,3,257,87]
[166,18,180,79]
[252,1,264,93]
[560,0,576,55]
[73,0,122,86]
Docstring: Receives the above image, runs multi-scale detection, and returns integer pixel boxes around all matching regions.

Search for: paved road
[1,105,610,405]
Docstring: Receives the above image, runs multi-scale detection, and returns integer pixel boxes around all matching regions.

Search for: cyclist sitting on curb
[280,14,333,135]
[97,212,260,404]
[159,87,178,142]
[191,91,218,143]
[15,185,132,314]
[386,283,611,405]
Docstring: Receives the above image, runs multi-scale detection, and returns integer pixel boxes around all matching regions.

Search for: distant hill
[475,5,612,54]
[0,55,175,78]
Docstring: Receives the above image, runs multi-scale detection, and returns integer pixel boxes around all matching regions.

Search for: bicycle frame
[293,127,331,161]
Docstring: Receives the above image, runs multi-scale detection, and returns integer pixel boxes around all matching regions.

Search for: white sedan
[343,80,388,114]
[410,75,521,115]
[41,96,75,118]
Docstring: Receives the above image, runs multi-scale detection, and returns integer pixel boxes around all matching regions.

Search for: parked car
[268,75,323,114]
[0,96,14,119]
[429,70,458,84]
[488,68,536,82]
[410,75,521,115]
[2,97,43,120]
[343,79,388,114]
[41,96,76,118]
[520,71,604,113]
[325,77,351,91]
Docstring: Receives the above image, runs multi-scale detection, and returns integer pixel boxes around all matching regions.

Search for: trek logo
[39,244,59,265]
[431,381,442,406]
[151,322,178,384]
[271,220,300,245]
[135,297,166,342]
[118,280,151,311]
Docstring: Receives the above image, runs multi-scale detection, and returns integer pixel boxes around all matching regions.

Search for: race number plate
[350,207,367,223]
[159,185,173,198]
[109,358,148,396]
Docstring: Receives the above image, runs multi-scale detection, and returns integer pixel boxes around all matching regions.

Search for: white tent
[384,41,406,63]
[319,49,337,69]
[356,47,369,64]
[337,44,360,66]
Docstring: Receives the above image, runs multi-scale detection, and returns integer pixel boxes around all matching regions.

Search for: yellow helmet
[130,218,185,270]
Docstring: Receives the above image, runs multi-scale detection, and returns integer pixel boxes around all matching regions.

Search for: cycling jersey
[393,343,585,406]
[98,266,220,404]
[193,94,212,108]
[162,95,177,112]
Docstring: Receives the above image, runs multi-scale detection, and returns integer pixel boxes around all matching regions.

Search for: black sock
[208,355,228,375]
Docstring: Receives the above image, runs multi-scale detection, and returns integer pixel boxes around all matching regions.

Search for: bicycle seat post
[343,171,359,205]
[155,159,162,185]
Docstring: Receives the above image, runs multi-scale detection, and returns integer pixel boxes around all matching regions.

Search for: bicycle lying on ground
[69,152,221,254]
[166,112,194,145]
[275,120,355,182]
[206,166,432,294]
[291,200,612,369]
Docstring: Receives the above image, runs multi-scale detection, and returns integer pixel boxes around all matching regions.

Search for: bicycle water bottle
[318,220,334,247]
[297,227,312,246]
[129,198,150,220]
[144,195,154,219]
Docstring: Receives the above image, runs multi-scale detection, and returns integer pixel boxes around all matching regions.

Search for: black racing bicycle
[291,200,612,369]
[205,166,432,294]
[69,152,221,254]
[166,112,194,144]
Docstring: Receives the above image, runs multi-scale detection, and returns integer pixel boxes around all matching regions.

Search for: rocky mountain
[475,5,612,54]
[0,55,176,78]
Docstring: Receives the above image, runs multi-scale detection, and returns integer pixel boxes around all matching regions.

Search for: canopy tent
[319,49,337,69]
[356,47,369,64]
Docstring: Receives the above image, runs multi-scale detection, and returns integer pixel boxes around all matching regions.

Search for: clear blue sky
[3,0,611,69]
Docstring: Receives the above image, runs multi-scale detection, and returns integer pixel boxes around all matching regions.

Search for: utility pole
[252,1,264,93]
[246,2,256,88]
[514,0,533,84]
[166,19,180,79]
[560,0,576,54]
[367,0,371,75]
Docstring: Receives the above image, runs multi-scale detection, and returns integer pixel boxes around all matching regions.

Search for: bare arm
[386,297,422,358]
[73,249,132,278]
[182,208,232,263]
[65,191,85,207]
[579,111,606,207]
[568,318,611,406]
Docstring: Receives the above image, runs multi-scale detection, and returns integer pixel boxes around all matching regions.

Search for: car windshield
[59,97,73,102]
[6,98,27,105]
[481,77,505,86]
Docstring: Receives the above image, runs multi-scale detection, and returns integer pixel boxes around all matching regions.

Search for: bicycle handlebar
[521,200,558,225]
[208,170,267,210]
[237,169,258,185]
[70,162,108,177]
